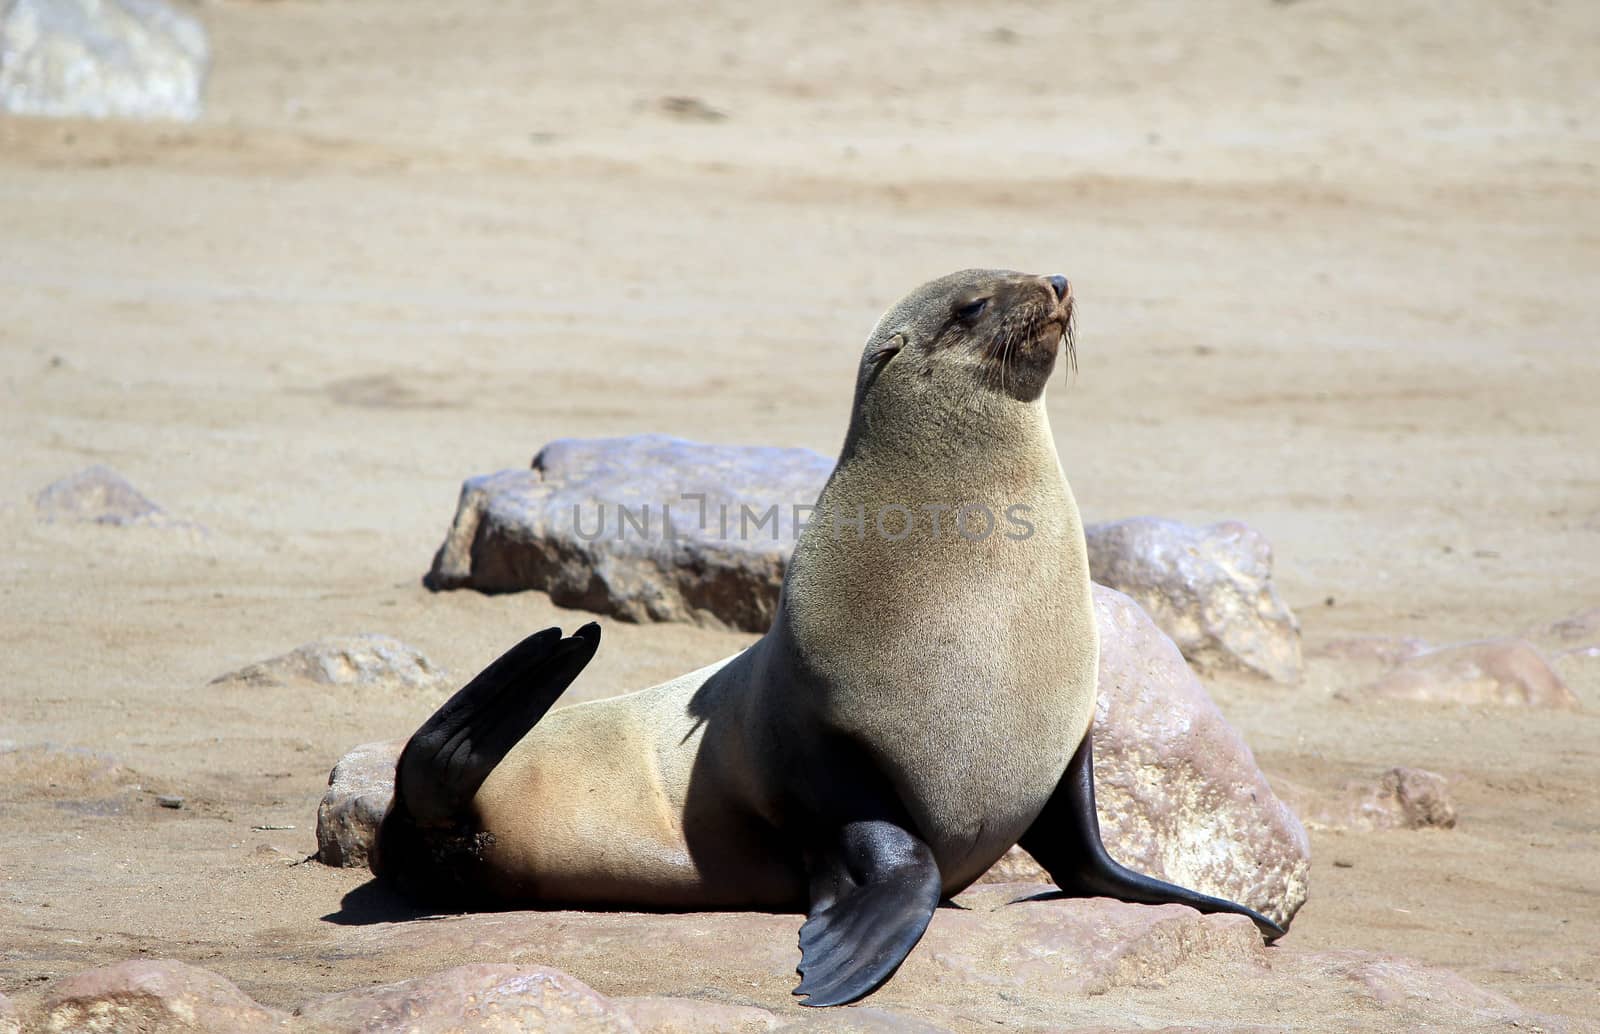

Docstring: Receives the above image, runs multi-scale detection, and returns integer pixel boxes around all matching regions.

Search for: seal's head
[856,269,1075,409]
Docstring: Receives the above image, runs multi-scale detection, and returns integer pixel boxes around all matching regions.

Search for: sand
[1,0,1596,1027]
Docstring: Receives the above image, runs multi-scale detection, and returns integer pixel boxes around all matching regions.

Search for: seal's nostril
[1047,275,1070,301]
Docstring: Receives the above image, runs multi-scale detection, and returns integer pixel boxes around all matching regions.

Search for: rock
[614,996,778,1033]
[1084,518,1302,683]
[921,885,1270,997]
[295,963,635,1033]
[426,434,834,633]
[327,891,1267,1019]
[1312,636,1430,668]
[33,464,171,526]
[1070,585,1309,927]
[976,844,1050,884]
[1280,767,1457,832]
[0,0,208,121]
[39,959,292,1033]
[1550,645,1599,708]
[315,740,399,868]
[0,992,18,1034]
[1345,638,1580,710]
[1520,607,1600,652]
[316,885,1576,1031]
[211,634,447,693]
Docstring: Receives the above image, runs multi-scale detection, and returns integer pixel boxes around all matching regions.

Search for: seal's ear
[867,333,905,367]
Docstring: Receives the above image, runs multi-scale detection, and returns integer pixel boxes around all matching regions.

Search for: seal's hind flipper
[1017,731,1286,942]
[794,819,942,1007]
[395,622,600,828]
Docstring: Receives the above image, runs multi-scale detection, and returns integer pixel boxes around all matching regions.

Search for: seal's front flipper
[395,622,600,827]
[794,819,942,1007]
[1018,731,1286,942]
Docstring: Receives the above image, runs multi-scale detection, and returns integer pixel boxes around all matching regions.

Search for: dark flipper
[1017,731,1286,942]
[374,623,601,907]
[394,622,601,827]
[794,819,943,1007]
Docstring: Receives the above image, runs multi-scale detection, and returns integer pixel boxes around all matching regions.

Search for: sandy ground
[2,0,1597,1027]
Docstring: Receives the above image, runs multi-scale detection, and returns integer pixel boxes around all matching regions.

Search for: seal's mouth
[976,288,1075,400]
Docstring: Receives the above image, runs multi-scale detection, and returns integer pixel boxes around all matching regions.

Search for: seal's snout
[1046,275,1071,301]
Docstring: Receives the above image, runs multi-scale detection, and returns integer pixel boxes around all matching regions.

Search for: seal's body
[374,270,1281,1007]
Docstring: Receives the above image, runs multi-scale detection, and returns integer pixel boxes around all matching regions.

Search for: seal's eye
[956,298,989,321]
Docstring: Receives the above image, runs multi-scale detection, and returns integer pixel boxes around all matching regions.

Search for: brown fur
[411,270,1094,906]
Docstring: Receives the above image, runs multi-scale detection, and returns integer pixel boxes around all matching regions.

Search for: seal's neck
[833,388,1059,503]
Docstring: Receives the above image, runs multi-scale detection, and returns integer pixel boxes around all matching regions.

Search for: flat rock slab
[1342,637,1580,710]
[297,963,635,1033]
[302,888,1568,1033]
[315,587,1308,930]
[1084,517,1303,683]
[211,634,448,693]
[427,435,834,633]
[11,940,1574,1033]
[1,0,208,120]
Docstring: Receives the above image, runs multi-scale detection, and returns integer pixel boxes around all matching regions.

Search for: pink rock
[1348,638,1580,710]
[1083,586,1309,928]
[296,963,634,1033]
[211,635,447,692]
[315,740,400,868]
[917,886,1268,997]
[40,959,292,1033]
[613,996,778,1033]
[1085,518,1302,683]
[313,888,1579,1029]
[1280,767,1457,832]
[1312,636,1431,667]
[1520,607,1600,651]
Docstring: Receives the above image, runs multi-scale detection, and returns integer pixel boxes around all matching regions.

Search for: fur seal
[373,269,1284,1007]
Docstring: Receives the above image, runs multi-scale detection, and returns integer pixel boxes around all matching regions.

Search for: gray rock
[1344,638,1580,710]
[315,740,399,868]
[1,0,207,121]
[39,959,292,1033]
[1280,767,1457,832]
[427,435,833,633]
[211,634,447,693]
[1085,517,1303,683]
[296,963,635,1033]
[34,464,171,526]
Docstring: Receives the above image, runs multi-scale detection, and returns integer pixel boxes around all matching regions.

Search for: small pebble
[156,794,184,809]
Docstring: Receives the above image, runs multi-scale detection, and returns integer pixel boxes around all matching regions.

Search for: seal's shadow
[322,879,438,926]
